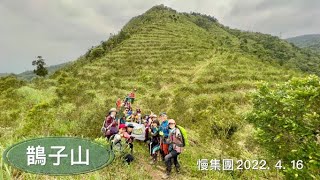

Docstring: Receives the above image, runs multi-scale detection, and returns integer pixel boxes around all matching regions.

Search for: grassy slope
[0,5,311,179]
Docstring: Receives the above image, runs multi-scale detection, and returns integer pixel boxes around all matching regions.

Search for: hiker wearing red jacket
[128,88,136,104]
[116,98,122,110]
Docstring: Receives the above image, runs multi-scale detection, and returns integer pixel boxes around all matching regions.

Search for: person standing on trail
[116,98,122,110]
[124,101,132,112]
[148,114,157,127]
[162,119,183,179]
[151,114,158,122]
[159,112,170,161]
[149,119,161,164]
[111,124,128,152]
[104,108,119,139]
[124,124,135,154]
[111,124,135,164]
[144,114,151,142]
[136,113,142,124]
[127,112,135,122]
[124,96,131,109]
[136,108,141,114]
[146,114,157,136]
[119,108,129,124]
[128,88,136,104]
[142,114,150,126]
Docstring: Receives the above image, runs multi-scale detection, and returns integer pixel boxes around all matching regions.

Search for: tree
[247,75,320,179]
[89,47,105,59]
[32,56,48,77]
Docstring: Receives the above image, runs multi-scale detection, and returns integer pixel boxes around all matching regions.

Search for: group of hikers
[101,89,184,179]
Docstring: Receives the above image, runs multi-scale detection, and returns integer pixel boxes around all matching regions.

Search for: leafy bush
[0,76,25,93]
[89,47,105,59]
[247,75,320,179]
[194,18,212,30]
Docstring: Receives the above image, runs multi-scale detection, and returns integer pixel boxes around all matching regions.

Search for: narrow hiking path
[138,156,164,180]
[127,141,165,180]
[190,53,216,83]
[133,142,187,180]
[153,52,216,113]
[134,142,166,180]
[139,156,187,180]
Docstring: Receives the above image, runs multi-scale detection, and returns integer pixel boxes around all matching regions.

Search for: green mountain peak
[1,5,319,179]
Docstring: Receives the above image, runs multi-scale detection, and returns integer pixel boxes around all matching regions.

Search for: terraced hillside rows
[0,5,316,180]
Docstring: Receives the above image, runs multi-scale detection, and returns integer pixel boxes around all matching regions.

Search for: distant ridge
[0,62,71,80]
[286,34,320,53]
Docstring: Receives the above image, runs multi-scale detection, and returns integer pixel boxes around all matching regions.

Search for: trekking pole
[149,142,152,155]
[106,121,113,130]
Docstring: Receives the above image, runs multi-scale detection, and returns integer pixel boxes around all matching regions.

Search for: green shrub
[0,75,25,93]
[89,47,105,59]
[247,75,320,179]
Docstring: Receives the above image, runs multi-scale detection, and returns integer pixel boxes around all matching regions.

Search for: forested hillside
[287,34,320,53]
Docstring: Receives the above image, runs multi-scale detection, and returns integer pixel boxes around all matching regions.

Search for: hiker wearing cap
[111,124,128,152]
[124,124,135,140]
[146,114,157,139]
[159,112,170,160]
[149,119,161,164]
[162,119,183,179]
[149,114,157,126]
[124,124,135,154]
[103,108,119,139]
[110,124,135,165]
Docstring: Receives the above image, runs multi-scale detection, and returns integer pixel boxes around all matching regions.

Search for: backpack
[109,134,130,152]
[123,154,134,164]
[176,125,189,147]
[108,134,123,151]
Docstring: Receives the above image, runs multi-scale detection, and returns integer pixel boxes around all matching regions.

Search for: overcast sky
[1,0,319,73]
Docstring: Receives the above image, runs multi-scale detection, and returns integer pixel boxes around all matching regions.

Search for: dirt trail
[191,54,216,83]
[138,156,165,180]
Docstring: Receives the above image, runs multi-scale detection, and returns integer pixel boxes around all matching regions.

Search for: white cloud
[0,0,319,73]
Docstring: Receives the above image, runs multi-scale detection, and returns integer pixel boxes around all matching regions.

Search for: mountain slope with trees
[0,62,70,81]
[0,73,9,77]
[286,34,320,53]
[0,5,319,179]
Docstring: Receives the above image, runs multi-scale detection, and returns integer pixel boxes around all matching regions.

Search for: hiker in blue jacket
[159,112,170,160]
